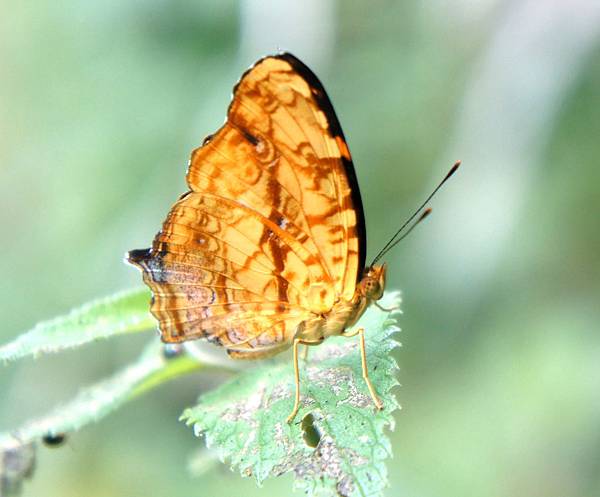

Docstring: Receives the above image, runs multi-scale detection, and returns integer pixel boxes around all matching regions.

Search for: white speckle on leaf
[183,293,402,497]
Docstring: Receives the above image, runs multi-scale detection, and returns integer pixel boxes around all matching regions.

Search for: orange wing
[127,53,366,357]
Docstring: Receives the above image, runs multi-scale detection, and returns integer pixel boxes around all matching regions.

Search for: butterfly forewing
[128,53,366,356]
[224,55,365,302]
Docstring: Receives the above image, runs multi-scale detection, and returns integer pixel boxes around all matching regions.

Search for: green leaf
[181,292,402,497]
[0,341,200,446]
[0,341,202,495]
[0,287,154,363]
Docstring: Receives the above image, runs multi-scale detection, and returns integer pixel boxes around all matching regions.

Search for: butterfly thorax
[294,264,386,345]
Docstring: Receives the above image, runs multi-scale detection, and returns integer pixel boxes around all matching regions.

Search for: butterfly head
[360,263,386,301]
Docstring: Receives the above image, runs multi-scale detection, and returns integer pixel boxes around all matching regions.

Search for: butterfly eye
[362,278,379,297]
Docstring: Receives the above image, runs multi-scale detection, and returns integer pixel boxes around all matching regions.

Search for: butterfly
[127,52,459,423]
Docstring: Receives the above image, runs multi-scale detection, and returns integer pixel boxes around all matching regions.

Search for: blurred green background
[2,1,599,496]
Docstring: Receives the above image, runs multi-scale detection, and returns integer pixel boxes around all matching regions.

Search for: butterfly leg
[287,338,307,424]
[343,327,383,410]
[301,344,309,361]
[358,328,383,410]
[374,301,400,313]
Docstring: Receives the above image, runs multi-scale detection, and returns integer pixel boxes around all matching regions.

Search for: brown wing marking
[188,124,336,312]
[129,247,310,346]
[159,192,325,308]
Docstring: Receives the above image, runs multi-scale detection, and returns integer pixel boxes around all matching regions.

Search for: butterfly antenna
[370,160,461,266]
[374,208,432,260]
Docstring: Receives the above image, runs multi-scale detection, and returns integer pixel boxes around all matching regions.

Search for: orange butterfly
[127,53,458,423]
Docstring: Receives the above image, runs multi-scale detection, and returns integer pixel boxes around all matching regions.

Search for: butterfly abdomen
[294,294,368,344]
